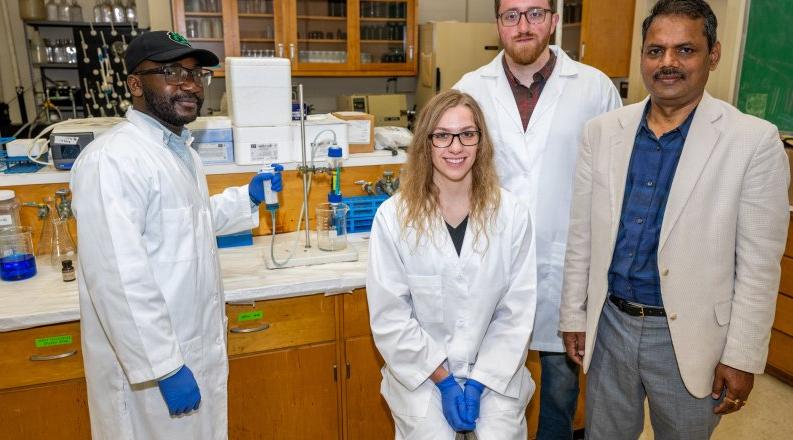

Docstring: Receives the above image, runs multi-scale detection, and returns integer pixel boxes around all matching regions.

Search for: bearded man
[455,1,621,439]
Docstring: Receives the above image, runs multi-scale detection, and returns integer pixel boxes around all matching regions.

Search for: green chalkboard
[736,0,793,134]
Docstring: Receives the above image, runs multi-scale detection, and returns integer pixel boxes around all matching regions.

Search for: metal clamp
[30,350,77,361]
[228,323,271,334]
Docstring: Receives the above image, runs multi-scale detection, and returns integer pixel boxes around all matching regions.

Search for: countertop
[0,150,407,187]
[0,232,370,332]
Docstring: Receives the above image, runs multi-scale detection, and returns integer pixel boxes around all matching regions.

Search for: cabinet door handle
[408,45,414,61]
[229,323,270,334]
[333,364,338,382]
[345,361,351,379]
[277,43,284,58]
[580,42,586,60]
[30,350,77,361]
[289,43,296,60]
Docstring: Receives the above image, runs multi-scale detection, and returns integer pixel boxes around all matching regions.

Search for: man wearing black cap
[70,31,279,439]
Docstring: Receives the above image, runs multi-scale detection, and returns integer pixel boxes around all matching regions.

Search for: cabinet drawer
[780,256,793,298]
[227,294,337,356]
[768,329,793,378]
[774,293,793,337]
[0,322,84,390]
[343,289,373,339]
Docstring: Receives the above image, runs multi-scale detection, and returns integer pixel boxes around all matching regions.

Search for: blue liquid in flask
[0,253,37,281]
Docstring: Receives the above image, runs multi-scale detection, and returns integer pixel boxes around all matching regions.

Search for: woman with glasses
[366,89,537,439]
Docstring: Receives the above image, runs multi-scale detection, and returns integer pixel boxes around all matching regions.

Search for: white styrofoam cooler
[226,57,292,127]
[291,114,350,163]
[233,125,293,165]
[187,116,234,165]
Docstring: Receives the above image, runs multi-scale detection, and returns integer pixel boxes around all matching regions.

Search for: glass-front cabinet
[172,0,416,77]
[176,0,227,69]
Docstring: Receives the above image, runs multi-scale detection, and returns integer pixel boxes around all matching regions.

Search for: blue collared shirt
[130,108,196,179]
[607,103,696,306]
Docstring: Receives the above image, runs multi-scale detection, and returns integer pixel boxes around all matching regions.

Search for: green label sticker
[238,311,263,322]
[35,335,73,348]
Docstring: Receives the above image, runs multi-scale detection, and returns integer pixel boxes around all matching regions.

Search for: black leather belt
[609,295,666,317]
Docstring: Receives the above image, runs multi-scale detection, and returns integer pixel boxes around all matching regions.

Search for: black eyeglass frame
[131,65,214,87]
[428,131,482,148]
[497,8,555,27]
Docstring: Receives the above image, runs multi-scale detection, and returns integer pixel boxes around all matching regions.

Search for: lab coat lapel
[527,47,573,132]
[610,100,646,248]
[486,53,524,133]
[658,93,722,252]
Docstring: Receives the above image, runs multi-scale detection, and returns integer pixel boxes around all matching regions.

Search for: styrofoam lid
[226,56,291,67]
[0,190,16,201]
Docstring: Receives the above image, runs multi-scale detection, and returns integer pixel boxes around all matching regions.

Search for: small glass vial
[61,259,76,282]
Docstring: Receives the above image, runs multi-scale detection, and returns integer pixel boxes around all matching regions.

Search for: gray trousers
[586,299,722,440]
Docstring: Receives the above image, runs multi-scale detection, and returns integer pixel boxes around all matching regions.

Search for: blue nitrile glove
[158,365,201,416]
[436,374,475,432]
[463,379,485,423]
[248,165,283,205]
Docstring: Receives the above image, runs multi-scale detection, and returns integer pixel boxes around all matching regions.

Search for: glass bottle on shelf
[29,31,47,64]
[45,0,58,21]
[19,0,48,21]
[111,0,125,23]
[69,0,82,21]
[125,0,137,23]
[57,0,70,21]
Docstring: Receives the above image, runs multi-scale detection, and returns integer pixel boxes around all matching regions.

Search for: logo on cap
[167,32,191,47]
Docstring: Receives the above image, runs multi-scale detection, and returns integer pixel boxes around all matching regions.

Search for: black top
[445,216,468,256]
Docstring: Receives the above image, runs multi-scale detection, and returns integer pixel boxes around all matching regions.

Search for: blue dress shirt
[607,104,696,306]
[132,108,196,179]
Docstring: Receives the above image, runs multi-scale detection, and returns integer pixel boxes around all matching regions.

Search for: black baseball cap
[125,31,220,73]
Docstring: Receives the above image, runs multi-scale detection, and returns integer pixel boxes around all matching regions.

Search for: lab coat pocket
[381,366,432,417]
[407,274,444,324]
[481,366,534,415]
[714,300,732,326]
[159,207,197,262]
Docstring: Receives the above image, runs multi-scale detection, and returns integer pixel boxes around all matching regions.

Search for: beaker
[316,203,349,251]
[0,226,37,281]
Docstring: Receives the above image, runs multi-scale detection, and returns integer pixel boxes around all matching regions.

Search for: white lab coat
[455,47,622,352]
[367,189,536,439]
[70,109,258,440]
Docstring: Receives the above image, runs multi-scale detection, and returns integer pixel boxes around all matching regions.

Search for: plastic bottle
[0,191,21,228]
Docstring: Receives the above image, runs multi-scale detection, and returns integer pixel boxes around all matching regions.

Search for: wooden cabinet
[0,322,88,439]
[560,0,636,77]
[341,289,395,439]
[172,0,417,77]
[228,343,340,439]
[767,215,793,385]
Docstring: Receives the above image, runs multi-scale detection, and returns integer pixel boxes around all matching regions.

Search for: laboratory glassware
[125,0,137,22]
[57,0,71,21]
[0,226,37,281]
[19,0,47,21]
[45,0,59,21]
[0,191,22,228]
[111,0,125,22]
[316,202,349,251]
[69,0,82,21]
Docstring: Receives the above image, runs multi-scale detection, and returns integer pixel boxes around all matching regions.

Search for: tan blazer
[559,92,790,398]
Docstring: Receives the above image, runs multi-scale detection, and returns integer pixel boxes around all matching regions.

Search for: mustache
[512,31,538,41]
[171,92,201,103]
[654,67,685,80]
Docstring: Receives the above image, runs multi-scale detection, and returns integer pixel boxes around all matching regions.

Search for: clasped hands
[435,374,484,432]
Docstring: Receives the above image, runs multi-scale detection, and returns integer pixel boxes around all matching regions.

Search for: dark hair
[641,0,718,51]
[495,0,556,17]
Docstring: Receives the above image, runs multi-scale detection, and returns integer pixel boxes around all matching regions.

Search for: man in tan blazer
[559,0,790,438]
